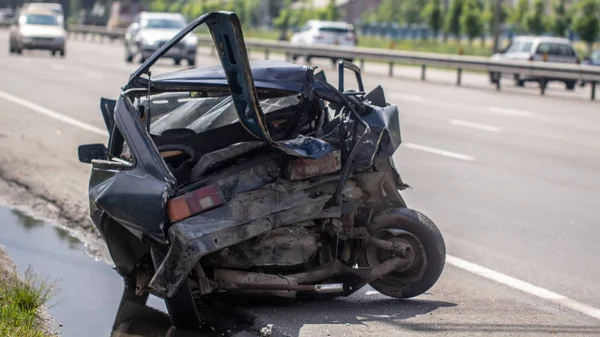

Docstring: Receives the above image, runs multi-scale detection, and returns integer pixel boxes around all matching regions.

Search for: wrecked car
[78,11,446,330]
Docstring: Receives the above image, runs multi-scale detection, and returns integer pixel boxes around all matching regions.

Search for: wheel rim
[364,228,428,287]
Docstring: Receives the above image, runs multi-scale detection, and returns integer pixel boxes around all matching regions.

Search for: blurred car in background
[9,8,66,56]
[0,8,15,27]
[489,36,579,90]
[290,20,357,63]
[21,2,64,25]
[579,49,600,87]
[124,12,198,66]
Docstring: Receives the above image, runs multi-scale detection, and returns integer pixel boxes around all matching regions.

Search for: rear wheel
[51,50,56,57]
[174,58,182,66]
[125,49,133,63]
[187,58,196,67]
[359,208,446,299]
[565,80,576,91]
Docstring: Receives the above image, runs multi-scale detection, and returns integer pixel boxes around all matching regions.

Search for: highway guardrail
[67,24,600,101]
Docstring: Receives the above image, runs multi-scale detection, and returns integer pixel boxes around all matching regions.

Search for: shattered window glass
[137,92,301,137]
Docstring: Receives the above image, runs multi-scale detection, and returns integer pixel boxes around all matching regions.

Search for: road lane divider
[0,90,108,137]
[446,255,600,320]
[404,143,475,161]
[489,106,535,118]
[449,119,501,133]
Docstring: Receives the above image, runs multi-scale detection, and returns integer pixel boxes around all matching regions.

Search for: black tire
[125,50,133,63]
[51,50,56,57]
[174,58,182,66]
[565,80,576,91]
[16,47,22,55]
[151,249,200,330]
[187,58,196,67]
[359,208,446,299]
[9,41,14,54]
[139,56,146,64]
[59,49,65,57]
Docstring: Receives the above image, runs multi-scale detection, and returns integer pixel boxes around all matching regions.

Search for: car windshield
[136,92,300,136]
[22,14,58,25]
[505,40,532,53]
[590,51,600,63]
[144,18,186,29]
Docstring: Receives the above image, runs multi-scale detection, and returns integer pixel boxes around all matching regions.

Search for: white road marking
[389,93,423,102]
[0,90,108,137]
[449,119,501,132]
[365,291,379,296]
[447,255,600,320]
[489,106,535,118]
[404,143,475,161]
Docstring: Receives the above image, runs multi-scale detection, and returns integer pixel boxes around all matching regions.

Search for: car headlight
[185,35,198,46]
[142,37,157,46]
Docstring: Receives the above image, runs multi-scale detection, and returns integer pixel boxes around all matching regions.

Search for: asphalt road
[1,30,600,336]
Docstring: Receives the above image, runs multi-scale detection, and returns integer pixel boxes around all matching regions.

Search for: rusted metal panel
[285,150,342,181]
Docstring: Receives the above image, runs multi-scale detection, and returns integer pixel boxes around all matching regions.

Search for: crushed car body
[78,11,446,330]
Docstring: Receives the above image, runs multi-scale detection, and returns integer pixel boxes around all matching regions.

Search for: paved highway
[1,30,599,336]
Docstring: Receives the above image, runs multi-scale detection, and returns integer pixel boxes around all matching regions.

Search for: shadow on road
[236,295,457,336]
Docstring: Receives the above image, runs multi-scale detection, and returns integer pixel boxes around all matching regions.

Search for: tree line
[368,0,599,53]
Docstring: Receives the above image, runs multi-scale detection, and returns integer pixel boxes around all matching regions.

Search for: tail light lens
[346,33,355,41]
[529,54,535,61]
[313,33,323,40]
[167,184,224,223]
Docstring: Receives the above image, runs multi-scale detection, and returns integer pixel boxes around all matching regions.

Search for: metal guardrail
[67,24,600,101]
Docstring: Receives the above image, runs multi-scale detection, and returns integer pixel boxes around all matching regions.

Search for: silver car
[124,12,198,66]
[489,36,580,90]
[9,9,66,56]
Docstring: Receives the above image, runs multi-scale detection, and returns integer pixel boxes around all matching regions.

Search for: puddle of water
[0,207,168,337]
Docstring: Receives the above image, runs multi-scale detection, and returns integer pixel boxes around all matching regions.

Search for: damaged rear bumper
[149,181,333,298]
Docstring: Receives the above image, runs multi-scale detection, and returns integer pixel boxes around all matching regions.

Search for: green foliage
[324,0,340,21]
[0,267,58,337]
[149,0,168,12]
[422,0,443,38]
[550,0,571,37]
[483,0,508,34]
[460,0,483,45]
[444,0,464,38]
[404,0,427,24]
[572,0,600,53]
[524,0,548,35]
[509,0,529,32]
[373,0,403,24]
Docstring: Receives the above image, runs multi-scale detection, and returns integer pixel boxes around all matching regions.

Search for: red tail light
[529,54,534,61]
[167,184,224,223]
[345,33,355,41]
[313,33,323,40]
